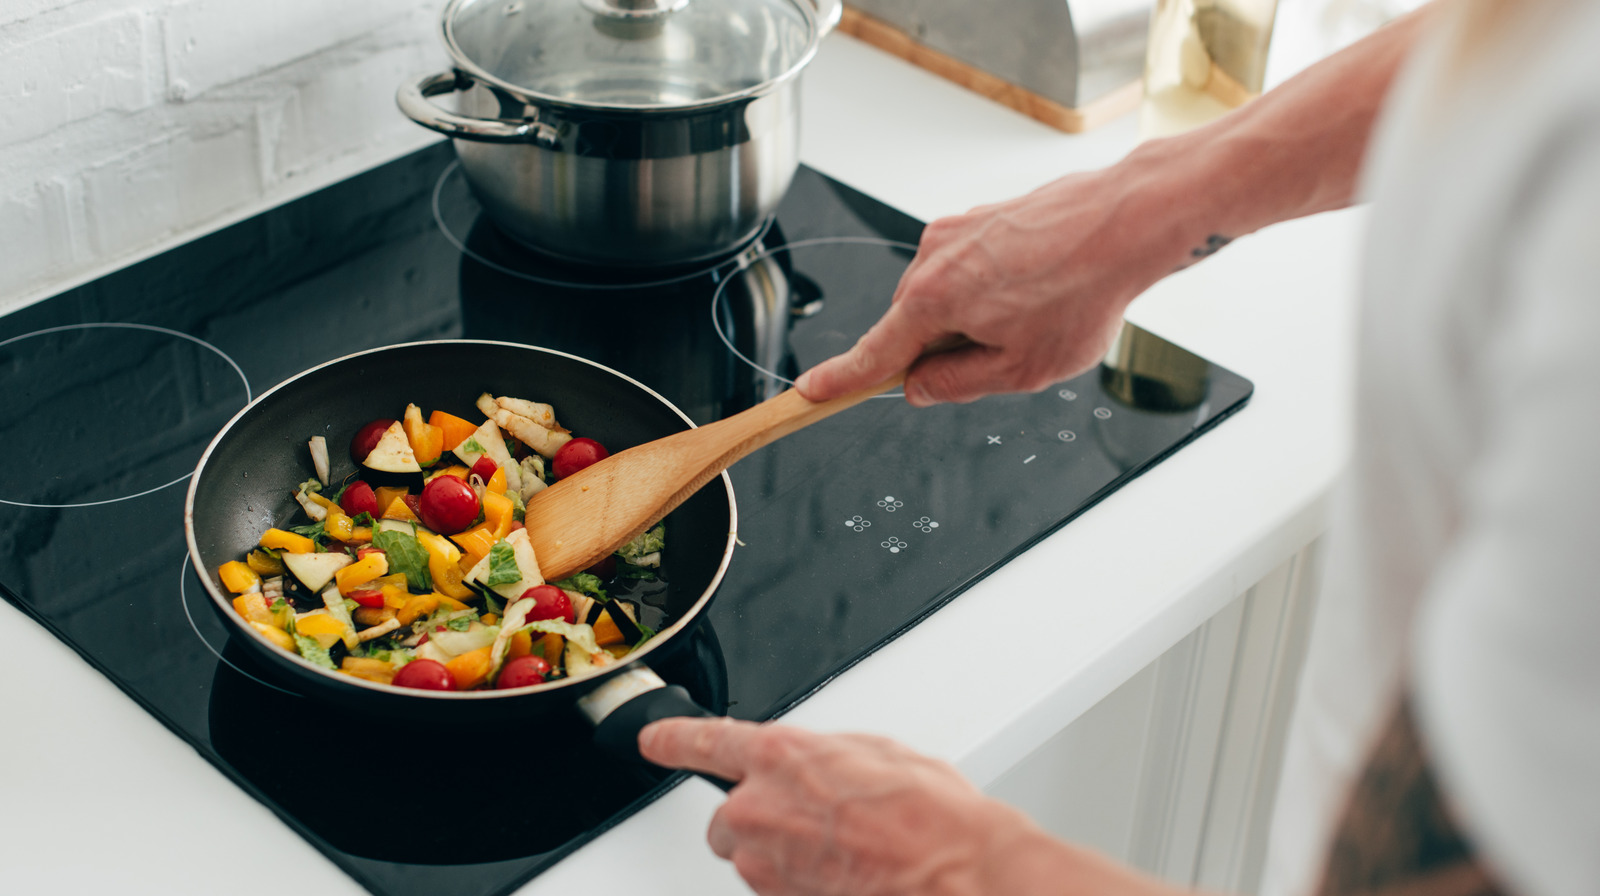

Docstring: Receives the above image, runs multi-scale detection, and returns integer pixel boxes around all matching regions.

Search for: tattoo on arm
[1314,698,1511,896]
[1174,234,1234,271]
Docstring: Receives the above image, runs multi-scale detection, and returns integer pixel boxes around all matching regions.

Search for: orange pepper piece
[335,553,388,595]
[404,416,444,468]
[380,495,419,522]
[449,524,499,568]
[429,410,479,452]
[486,465,507,495]
[445,645,494,690]
[396,593,441,626]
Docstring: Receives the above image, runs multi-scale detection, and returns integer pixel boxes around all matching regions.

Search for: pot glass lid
[445,0,816,110]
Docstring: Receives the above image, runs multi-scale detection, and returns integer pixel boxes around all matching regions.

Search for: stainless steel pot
[398,0,841,267]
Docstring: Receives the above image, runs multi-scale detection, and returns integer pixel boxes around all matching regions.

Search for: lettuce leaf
[484,541,520,587]
[616,525,665,563]
[520,619,602,655]
[294,634,337,670]
[552,573,606,600]
[372,528,432,592]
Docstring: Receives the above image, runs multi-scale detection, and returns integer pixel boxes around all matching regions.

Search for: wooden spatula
[522,371,908,582]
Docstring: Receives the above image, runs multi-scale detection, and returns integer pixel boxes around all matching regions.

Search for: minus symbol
[1023,455,1037,464]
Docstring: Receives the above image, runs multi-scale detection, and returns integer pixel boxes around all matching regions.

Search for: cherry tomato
[356,546,384,559]
[496,655,552,689]
[392,659,455,691]
[339,480,378,518]
[350,419,397,464]
[552,437,609,479]
[520,584,575,624]
[469,455,498,483]
[586,555,618,582]
[418,474,480,534]
[347,588,385,608]
[401,493,422,518]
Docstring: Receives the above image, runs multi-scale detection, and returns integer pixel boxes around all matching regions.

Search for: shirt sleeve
[1411,115,1600,896]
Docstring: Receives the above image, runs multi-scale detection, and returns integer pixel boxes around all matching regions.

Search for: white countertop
[0,31,1361,896]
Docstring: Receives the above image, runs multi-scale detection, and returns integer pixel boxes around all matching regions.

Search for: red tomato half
[496,655,551,689]
[392,659,455,691]
[520,585,575,624]
[347,589,385,608]
[469,455,498,482]
[418,474,480,534]
[552,438,608,479]
[339,481,378,518]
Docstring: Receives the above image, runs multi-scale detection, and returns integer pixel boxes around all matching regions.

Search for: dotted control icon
[913,517,939,533]
[881,537,908,553]
[844,515,872,532]
[877,496,904,512]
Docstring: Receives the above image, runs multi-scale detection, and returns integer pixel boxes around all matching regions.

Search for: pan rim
[183,338,739,702]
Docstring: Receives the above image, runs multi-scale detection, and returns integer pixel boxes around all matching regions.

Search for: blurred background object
[1141,0,1281,137]
[1140,0,1430,137]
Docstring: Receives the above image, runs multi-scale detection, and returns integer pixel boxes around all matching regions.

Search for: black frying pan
[185,341,737,744]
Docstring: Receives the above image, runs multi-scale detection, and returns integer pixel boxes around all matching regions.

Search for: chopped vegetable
[308,436,330,486]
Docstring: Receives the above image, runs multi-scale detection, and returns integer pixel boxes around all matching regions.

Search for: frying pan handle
[591,684,736,792]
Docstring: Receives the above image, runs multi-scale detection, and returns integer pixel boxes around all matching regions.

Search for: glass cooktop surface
[0,143,1251,896]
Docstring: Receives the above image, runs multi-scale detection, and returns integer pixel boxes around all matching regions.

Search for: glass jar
[1139,0,1280,138]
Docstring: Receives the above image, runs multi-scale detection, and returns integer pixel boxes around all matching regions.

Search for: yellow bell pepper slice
[259,528,316,554]
[481,490,514,540]
[324,506,355,542]
[294,612,346,649]
[245,549,285,577]
[218,561,260,593]
[250,621,296,652]
[232,593,274,626]
[340,656,397,685]
[416,531,475,600]
[486,465,507,495]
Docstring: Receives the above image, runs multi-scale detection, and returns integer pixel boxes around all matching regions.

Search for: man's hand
[639,717,1033,895]
[794,163,1177,407]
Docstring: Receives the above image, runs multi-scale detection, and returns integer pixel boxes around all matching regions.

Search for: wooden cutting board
[836,5,1143,134]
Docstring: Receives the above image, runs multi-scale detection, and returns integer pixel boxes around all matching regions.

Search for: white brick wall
[0,0,451,314]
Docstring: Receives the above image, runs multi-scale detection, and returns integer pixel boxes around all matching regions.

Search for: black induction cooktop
[0,142,1251,896]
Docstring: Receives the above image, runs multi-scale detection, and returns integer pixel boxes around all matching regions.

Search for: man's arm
[796,6,1439,407]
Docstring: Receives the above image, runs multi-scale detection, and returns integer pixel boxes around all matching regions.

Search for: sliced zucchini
[363,421,421,473]
[280,551,353,594]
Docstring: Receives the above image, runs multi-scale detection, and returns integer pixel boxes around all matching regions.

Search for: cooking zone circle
[711,237,917,397]
[179,553,299,696]
[431,160,774,290]
[0,323,251,508]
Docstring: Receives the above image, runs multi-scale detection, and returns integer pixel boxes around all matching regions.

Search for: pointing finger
[639,716,761,783]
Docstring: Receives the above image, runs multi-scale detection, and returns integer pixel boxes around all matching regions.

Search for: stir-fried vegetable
[216,393,662,692]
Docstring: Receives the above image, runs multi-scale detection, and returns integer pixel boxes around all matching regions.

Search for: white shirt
[1261,4,1600,896]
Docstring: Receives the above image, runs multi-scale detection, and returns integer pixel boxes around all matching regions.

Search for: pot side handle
[810,0,842,36]
[397,71,561,147]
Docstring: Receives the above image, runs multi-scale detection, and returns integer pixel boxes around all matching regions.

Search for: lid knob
[580,0,689,19]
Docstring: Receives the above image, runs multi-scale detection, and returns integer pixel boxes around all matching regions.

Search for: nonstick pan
[185,341,737,743]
